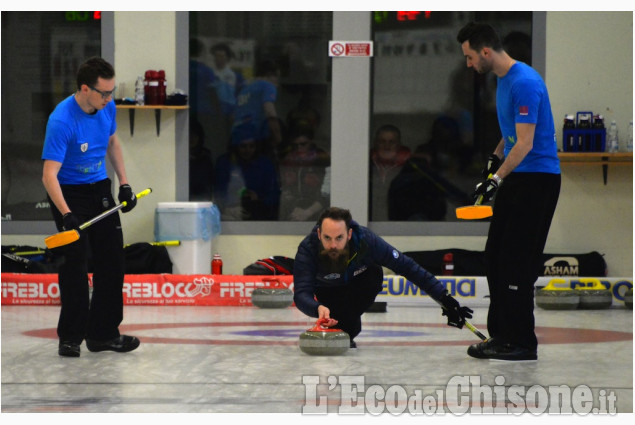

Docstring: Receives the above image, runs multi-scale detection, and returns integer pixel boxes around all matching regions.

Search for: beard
[318,243,350,274]
[474,57,493,74]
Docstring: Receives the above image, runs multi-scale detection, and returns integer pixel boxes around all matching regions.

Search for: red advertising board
[1,273,294,306]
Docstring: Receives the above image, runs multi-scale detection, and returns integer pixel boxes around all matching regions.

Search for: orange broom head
[44,229,80,249]
[455,205,493,220]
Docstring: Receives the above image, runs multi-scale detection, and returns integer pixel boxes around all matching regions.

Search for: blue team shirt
[232,79,277,142]
[496,62,560,174]
[42,95,117,184]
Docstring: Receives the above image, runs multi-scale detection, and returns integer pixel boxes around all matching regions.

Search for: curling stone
[299,319,350,356]
[251,278,294,309]
[535,279,580,310]
[624,288,633,310]
[575,278,612,310]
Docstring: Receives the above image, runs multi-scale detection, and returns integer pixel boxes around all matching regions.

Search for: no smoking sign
[329,41,374,57]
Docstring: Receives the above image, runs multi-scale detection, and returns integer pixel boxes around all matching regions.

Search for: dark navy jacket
[293,220,446,317]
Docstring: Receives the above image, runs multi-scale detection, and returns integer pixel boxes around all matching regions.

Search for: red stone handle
[262,277,283,288]
[308,318,342,332]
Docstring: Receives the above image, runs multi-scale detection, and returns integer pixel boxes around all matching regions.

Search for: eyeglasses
[88,85,116,100]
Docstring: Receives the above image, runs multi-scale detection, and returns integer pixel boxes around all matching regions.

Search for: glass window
[189,12,333,222]
[369,11,532,222]
[1,11,101,222]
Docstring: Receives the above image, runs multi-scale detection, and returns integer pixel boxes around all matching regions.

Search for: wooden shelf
[116,105,188,136]
[558,152,632,184]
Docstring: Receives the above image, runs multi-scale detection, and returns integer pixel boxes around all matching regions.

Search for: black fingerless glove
[471,177,499,204]
[439,291,473,329]
[118,184,137,213]
[62,212,80,232]
[482,153,501,179]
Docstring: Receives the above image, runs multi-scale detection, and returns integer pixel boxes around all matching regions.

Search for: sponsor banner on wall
[375,276,633,307]
[0,274,63,305]
[2,273,631,307]
[376,276,488,307]
[122,275,294,306]
[1,274,294,306]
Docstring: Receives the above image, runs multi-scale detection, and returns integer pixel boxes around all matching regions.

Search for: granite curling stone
[299,319,350,356]
[535,279,580,310]
[251,287,294,309]
[624,288,633,310]
[575,279,612,310]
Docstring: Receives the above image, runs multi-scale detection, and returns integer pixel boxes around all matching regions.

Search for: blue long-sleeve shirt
[293,220,446,317]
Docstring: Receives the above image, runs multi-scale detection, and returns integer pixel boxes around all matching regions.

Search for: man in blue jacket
[293,207,473,347]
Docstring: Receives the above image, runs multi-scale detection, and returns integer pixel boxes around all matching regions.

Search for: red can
[212,253,223,275]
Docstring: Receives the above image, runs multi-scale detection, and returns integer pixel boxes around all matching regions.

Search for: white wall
[114,12,179,244]
[2,12,632,277]
[543,11,633,276]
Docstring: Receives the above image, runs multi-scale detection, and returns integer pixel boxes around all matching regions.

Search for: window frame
[2,11,545,237]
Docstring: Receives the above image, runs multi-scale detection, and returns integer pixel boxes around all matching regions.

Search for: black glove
[482,153,501,179]
[472,177,499,203]
[62,212,80,232]
[439,291,473,329]
[118,184,137,213]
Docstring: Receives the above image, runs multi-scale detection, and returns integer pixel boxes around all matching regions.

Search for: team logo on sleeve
[519,106,529,116]
[393,249,399,259]
[80,143,88,152]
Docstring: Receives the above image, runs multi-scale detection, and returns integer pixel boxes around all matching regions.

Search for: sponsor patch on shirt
[519,106,529,116]
[80,142,88,152]
[324,273,341,280]
[353,265,367,276]
[76,160,103,174]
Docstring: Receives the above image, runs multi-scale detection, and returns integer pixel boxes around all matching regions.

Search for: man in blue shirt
[457,22,561,361]
[293,207,473,348]
[42,57,140,357]
[231,59,282,156]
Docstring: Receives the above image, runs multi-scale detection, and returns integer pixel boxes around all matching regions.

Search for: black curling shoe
[58,341,81,357]
[467,338,537,361]
[86,335,140,353]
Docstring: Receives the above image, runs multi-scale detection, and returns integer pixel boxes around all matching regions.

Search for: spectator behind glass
[388,116,471,221]
[189,38,218,148]
[369,125,411,221]
[279,127,330,221]
[210,42,245,117]
[213,122,280,220]
[231,59,282,158]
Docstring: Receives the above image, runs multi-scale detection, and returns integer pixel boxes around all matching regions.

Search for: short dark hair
[76,57,115,90]
[456,22,503,53]
[317,207,352,230]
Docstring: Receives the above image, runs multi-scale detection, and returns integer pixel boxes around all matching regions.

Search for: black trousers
[314,264,384,340]
[49,178,125,343]
[485,172,561,350]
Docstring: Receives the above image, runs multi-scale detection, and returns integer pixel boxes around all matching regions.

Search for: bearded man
[293,207,473,348]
